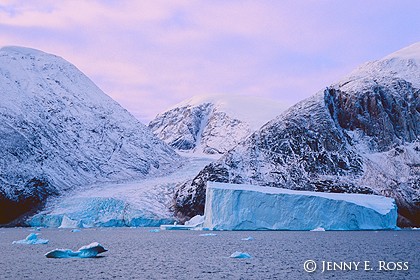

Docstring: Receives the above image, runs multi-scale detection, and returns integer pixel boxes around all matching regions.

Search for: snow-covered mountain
[174,43,420,227]
[0,46,180,225]
[149,95,287,155]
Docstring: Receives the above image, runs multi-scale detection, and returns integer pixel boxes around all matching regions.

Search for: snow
[167,94,288,130]
[45,242,107,258]
[149,94,287,154]
[12,233,48,245]
[0,46,180,221]
[230,252,252,259]
[340,42,420,89]
[28,156,214,228]
[203,182,398,231]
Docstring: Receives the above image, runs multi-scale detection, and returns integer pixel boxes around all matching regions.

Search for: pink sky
[0,0,419,123]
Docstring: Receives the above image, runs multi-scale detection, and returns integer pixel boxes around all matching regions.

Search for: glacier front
[203,182,398,230]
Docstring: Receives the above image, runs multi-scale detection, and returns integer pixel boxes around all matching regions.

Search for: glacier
[0,46,180,225]
[203,182,398,231]
[28,156,213,228]
[45,242,107,258]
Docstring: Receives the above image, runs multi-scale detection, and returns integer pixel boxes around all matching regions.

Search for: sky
[0,0,419,123]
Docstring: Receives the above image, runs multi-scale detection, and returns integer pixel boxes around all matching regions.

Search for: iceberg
[203,182,398,231]
[12,233,49,245]
[59,215,80,229]
[230,252,252,259]
[185,215,205,227]
[45,242,107,258]
[160,215,206,231]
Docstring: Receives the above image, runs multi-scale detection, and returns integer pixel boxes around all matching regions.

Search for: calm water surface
[0,228,418,279]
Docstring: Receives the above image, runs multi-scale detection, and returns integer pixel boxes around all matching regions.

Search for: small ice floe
[241,236,254,241]
[310,227,326,231]
[71,229,81,233]
[230,252,252,259]
[412,227,420,231]
[12,233,49,245]
[45,242,107,258]
[160,224,197,230]
[149,229,160,233]
[199,233,217,237]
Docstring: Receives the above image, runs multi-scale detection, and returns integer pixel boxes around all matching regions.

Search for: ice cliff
[203,182,398,230]
[174,43,420,227]
[0,46,180,225]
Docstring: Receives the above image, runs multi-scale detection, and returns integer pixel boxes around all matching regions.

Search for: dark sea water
[0,228,418,280]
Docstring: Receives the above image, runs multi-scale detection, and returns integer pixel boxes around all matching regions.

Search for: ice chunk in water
[199,233,217,236]
[185,215,204,227]
[311,227,326,231]
[230,252,252,259]
[45,242,107,258]
[58,215,80,229]
[12,233,48,245]
[241,236,254,241]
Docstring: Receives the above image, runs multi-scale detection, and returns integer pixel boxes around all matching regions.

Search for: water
[0,228,418,279]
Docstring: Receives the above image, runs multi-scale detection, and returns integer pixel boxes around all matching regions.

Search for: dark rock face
[326,78,419,152]
[0,178,57,225]
[174,78,420,227]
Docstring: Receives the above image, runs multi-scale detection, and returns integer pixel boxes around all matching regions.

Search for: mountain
[148,95,287,154]
[0,46,180,225]
[173,43,420,227]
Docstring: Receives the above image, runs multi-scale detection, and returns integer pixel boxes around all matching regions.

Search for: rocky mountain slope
[0,46,180,225]
[149,95,286,154]
[174,43,420,227]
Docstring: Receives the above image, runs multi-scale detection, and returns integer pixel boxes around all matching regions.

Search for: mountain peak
[166,94,287,130]
[339,42,420,89]
[383,42,420,61]
[0,45,54,57]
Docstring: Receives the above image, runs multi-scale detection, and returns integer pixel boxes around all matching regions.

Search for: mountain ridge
[173,43,420,227]
[0,46,180,224]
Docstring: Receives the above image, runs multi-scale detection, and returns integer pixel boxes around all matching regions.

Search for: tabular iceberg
[203,182,398,230]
